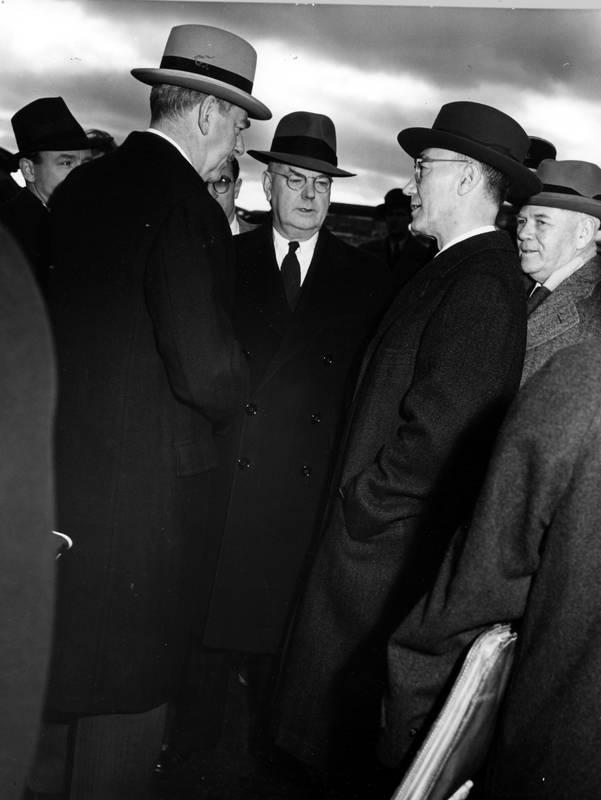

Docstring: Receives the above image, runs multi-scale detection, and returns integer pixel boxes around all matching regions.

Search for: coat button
[245,403,258,416]
[322,354,333,366]
[300,465,313,477]
[238,457,251,470]
[242,349,250,360]
[409,728,418,738]
[310,413,321,424]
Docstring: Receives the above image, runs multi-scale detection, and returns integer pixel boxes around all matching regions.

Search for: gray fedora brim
[518,192,601,221]
[131,68,271,121]
[398,128,542,197]
[248,149,355,177]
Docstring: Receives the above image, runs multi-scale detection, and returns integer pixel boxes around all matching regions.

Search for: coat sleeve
[341,264,526,540]
[143,195,249,424]
[376,346,597,767]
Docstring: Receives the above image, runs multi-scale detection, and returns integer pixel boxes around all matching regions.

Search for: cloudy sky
[1,0,599,210]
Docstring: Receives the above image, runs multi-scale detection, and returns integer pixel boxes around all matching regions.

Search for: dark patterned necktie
[281,241,301,306]
[527,284,551,316]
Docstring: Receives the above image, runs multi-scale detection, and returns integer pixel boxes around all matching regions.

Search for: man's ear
[262,170,272,202]
[19,157,36,184]
[197,95,217,136]
[234,177,242,201]
[576,216,597,250]
[457,161,481,196]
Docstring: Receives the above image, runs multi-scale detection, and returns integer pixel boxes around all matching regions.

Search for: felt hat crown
[517,159,601,220]
[376,188,411,216]
[131,24,271,121]
[6,97,93,172]
[248,111,355,177]
[397,101,542,196]
[524,136,557,169]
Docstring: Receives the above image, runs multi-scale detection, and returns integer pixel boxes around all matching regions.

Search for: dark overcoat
[0,187,51,294]
[199,223,391,653]
[272,231,527,772]
[0,224,56,798]
[521,255,601,383]
[44,132,248,715]
[380,338,601,799]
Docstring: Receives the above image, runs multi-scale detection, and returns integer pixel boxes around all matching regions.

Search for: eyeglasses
[269,170,332,194]
[413,157,472,183]
[207,176,234,194]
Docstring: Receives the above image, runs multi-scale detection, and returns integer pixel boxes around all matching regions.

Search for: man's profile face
[403,147,469,246]
[517,205,582,284]
[385,207,410,239]
[203,103,249,183]
[23,149,93,204]
[207,160,241,223]
[263,164,331,241]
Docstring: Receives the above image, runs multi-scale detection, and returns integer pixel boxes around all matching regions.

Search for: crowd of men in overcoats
[4,18,601,800]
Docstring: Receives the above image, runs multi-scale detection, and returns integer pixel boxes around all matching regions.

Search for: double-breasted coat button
[238,457,251,470]
[310,413,321,424]
[322,354,333,366]
[300,465,313,477]
[245,403,258,416]
[409,728,419,738]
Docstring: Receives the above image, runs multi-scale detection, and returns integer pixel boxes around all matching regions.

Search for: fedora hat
[248,111,355,177]
[397,101,542,196]
[516,159,601,220]
[376,188,411,216]
[524,136,557,169]
[131,24,271,121]
[5,97,93,172]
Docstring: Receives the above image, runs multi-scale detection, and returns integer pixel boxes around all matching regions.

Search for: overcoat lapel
[255,229,348,391]
[237,224,291,337]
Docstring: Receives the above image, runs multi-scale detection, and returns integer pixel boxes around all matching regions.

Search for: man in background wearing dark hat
[0,97,94,294]
[272,101,540,797]
[516,159,601,384]
[26,24,270,800]
[157,110,391,773]
[359,188,435,291]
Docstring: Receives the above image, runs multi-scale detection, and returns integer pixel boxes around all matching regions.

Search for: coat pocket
[174,436,219,476]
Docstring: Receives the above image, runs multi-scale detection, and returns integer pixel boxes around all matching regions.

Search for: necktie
[281,241,301,306]
[527,284,551,316]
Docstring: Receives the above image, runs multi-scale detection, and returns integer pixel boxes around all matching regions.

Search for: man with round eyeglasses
[206,156,257,235]
[160,111,391,768]
[272,101,542,797]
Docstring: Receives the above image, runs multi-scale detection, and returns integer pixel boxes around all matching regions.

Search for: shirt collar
[436,225,497,257]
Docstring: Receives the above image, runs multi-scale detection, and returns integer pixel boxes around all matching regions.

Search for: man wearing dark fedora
[515,159,601,384]
[27,24,270,800]
[156,110,391,772]
[0,97,95,295]
[359,188,435,291]
[272,101,540,796]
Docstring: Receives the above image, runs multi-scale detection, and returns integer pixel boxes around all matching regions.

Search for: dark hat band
[439,127,519,162]
[269,135,338,167]
[542,182,601,201]
[160,55,253,94]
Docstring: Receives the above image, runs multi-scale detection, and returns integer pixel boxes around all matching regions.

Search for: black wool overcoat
[272,231,527,772]
[44,132,248,715]
[199,223,391,654]
[0,188,51,294]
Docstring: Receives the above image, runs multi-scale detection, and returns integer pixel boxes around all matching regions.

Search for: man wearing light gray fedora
[515,159,601,383]
[28,24,270,800]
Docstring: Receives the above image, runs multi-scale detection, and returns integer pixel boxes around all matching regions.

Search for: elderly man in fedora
[359,187,435,291]
[272,101,541,796]
[26,24,270,800]
[0,97,97,295]
[514,159,601,383]
[156,110,391,772]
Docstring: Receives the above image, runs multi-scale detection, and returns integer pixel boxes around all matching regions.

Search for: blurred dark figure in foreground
[0,223,56,799]
[380,337,601,800]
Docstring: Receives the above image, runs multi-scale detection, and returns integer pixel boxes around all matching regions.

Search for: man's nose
[302,178,316,199]
[516,219,531,240]
[234,132,245,157]
[402,178,416,195]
